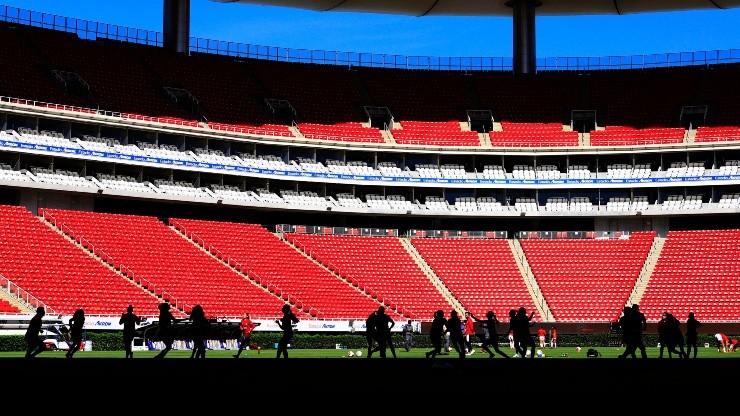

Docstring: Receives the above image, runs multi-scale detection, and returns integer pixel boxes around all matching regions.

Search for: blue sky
[2,0,740,59]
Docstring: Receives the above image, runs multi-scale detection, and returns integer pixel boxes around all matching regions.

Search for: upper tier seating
[391,120,481,147]
[297,122,384,143]
[694,126,740,143]
[491,122,578,147]
[590,126,686,146]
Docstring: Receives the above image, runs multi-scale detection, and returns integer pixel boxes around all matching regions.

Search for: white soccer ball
[537,350,544,358]
[355,350,362,357]
[347,350,354,357]
[576,346,582,352]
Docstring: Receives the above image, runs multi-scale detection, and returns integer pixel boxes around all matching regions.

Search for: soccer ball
[355,350,362,357]
[576,346,582,352]
[347,351,354,357]
[536,349,544,358]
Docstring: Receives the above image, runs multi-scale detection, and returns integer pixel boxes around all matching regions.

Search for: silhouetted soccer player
[619,304,648,359]
[365,310,379,358]
[425,309,446,359]
[477,311,510,359]
[66,308,85,358]
[275,304,299,358]
[685,312,702,358]
[154,302,176,359]
[24,306,46,358]
[512,307,536,359]
[374,305,396,358]
[666,312,687,359]
[189,304,208,359]
[446,310,466,358]
[631,304,648,358]
[507,309,525,357]
[119,304,141,359]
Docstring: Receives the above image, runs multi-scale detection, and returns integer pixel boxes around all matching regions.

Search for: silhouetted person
[374,306,396,358]
[189,304,208,359]
[666,313,687,358]
[119,304,141,359]
[513,307,536,358]
[477,311,510,358]
[657,312,671,358]
[617,306,636,358]
[446,310,466,358]
[631,304,648,358]
[154,302,176,359]
[275,304,299,358]
[234,312,261,358]
[507,309,525,357]
[425,309,446,359]
[25,307,46,358]
[685,312,702,358]
[619,304,647,359]
[365,310,379,358]
[66,308,85,358]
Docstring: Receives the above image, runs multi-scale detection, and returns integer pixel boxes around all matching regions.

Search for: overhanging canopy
[211,0,740,17]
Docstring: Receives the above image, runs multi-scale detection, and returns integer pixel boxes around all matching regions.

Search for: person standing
[507,309,524,357]
[365,310,379,358]
[537,326,547,349]
[25,306,46,359]
[550,326,557,349]
[425,309,446,359]
[189,304,208,359]
[234,312,261,358]
[666,312,687,358]
[508,327,515,350]
[478,310,510,359]
[685,312,702,358]
[66,308,85,358]
[154,302,176,359]
[657,312,671,358]
[275,304,299,358]
[513,307,536,358]
[402,319,414,352]
[446,310,466,358]
[119,304,141,359]
[463,311,476,355]
[631,304,648,358]
[374,306,396,358]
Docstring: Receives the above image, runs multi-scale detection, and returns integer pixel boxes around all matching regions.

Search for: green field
[1,346,737,359]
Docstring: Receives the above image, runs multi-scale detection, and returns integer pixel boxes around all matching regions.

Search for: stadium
[2,0,740,393]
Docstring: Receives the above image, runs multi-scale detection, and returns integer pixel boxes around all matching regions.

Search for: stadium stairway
[398,237,465,313]
[627,235,666,306]
[508,238,554,321]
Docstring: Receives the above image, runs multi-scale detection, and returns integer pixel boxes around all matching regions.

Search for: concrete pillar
[163,0,190,54]
[508,0,540,74]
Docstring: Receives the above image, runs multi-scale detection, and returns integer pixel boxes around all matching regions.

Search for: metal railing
[3,5,740,72]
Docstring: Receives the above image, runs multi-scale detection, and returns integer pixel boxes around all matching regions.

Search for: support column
[508,0,540,74]
[163,0,190,54]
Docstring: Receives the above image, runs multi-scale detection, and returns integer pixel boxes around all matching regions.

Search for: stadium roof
[212,0,740,17]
